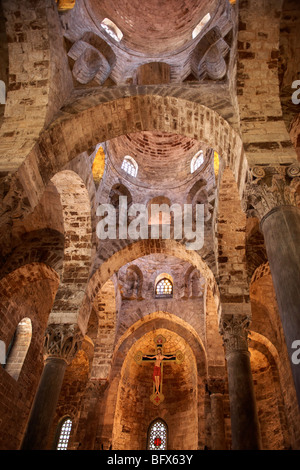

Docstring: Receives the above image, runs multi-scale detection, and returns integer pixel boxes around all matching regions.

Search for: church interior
[0,0,300,451]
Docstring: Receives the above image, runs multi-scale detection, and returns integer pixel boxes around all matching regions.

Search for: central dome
[106,131,211,189]
[85,0,218,54]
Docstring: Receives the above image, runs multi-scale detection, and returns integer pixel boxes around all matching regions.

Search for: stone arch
[0,229,64,281]
[0,261,60,449]
[102,312,207,450]
[250,274,300,447]
[0,262,59,300]
[5,96,247,227]
[249,331,292,449]
[79,238,220,334]
[0,0,73,173]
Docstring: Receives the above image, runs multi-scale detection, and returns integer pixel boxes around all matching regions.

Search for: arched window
[121,155,138,177]
[56,417,73,450]
[155,273,173,297]
[4,317,32,380]
[192,13,211,39]
[147,419,168,450]
[101,18,123,42]
[190,150,204,173]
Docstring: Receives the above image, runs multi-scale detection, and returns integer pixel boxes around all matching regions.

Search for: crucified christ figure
[143,347,176,395]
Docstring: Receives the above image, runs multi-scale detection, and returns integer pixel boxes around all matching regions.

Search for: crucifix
[134,335,184,406]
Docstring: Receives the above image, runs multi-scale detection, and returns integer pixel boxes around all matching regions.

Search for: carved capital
[243,163,300,220]
[43,323,83,364]
[220,315,251,357]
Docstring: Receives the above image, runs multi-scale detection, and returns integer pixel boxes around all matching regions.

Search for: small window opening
[155,274,173,298]
[101,18,123,42]
[148,419,168,450]
[56,418,73,450]
[192,13,211,39]
[121,155,138,177]
[191,150,204,173]
[4,317,32,380]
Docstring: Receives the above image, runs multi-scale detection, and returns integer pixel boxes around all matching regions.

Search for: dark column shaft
[226,349,261,450]
[20,357,67,450]
[261,206,300,407]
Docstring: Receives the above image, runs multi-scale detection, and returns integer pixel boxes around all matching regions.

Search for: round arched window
[148,419,168,450]
[56,417,73,450]
[121,155,138,177]
[190,150,204,173]
[155,274,173,297]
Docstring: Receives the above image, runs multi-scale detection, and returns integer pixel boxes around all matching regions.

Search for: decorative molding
[243,163,300,220]
[219,315,251,357]
[43,323,83,364]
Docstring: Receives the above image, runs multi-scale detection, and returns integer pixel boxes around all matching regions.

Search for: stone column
[20,323,82,450]
[245,163,300,407]
[207,378,226,450]
[220,315,261,450]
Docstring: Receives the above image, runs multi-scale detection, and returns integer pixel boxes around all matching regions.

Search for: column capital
[219,314,251,357]
[243,163,300,220]
[43,323,83,365]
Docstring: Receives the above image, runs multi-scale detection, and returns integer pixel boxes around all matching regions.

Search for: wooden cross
[134,335,184,406]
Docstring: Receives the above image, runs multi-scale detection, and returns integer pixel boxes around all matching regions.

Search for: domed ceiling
[106,131,213,189]
[85,0,219,55]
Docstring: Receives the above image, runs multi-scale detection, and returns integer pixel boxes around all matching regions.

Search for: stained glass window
[191,150,204,173]
[155,278,173,296]
[57,418,72,450]
[121,156,138,177]
[148,420,167,450]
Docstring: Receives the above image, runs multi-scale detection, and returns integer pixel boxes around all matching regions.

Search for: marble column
[20,323,82,450]
[220,315,261,450]
[207,378,226,450]
[245,163,300,407]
